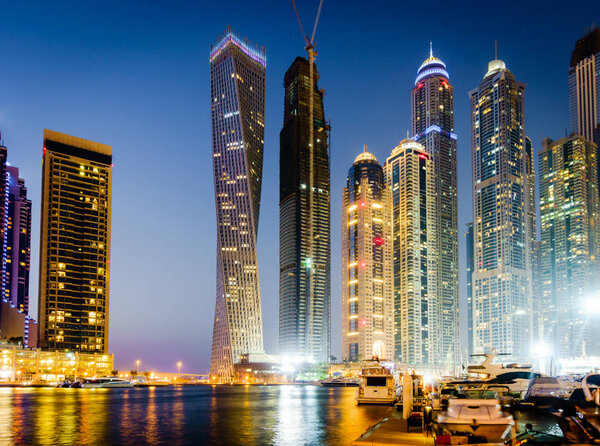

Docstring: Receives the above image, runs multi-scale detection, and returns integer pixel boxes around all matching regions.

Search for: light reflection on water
[0,386,561,445]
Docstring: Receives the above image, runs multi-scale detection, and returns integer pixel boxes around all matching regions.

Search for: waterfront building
[569,27,600,146]
[539,135,600,359]
[5,166,32,313]
[341,150,392,362]
[465,222,474,357]
[279,57,330,363]
[0,342,113,383]
[470,59,534,361]
[385,139,439,368]
[411,44,459,368]
[38,130,112,353]
[209,30,266,382]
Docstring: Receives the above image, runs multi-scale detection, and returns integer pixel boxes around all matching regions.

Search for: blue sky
[0,0,596,373]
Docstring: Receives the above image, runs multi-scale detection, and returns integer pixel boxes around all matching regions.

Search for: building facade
[341,151,393,362]
[5,166,32,313]
[279,57,330,363]
[0,139,8,304]
[539,135,600,359]
[569,27,600,146]
[385,139,439,369]
[411,45,459,369]
[470,60,533,361]
[465,222,474,357]
[209,31,266,381]
[38,130,112,353]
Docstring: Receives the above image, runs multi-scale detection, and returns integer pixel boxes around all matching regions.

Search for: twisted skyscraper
[209,31,266,381]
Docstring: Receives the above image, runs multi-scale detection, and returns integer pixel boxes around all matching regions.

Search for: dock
[352,417,434,446]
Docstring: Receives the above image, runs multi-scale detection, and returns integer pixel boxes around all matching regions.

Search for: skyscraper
[341,150,392,362]
[5,166,32,313]
[38,130,112,353]
[385,139,439,368]
[470,59,533,361]
[465,222,474,357]
[279,57,330,363]
[209,31,266,381]
[0,138,8,302]
[569,27,600,146]
[411,44,459,368]
[539,135,600,359]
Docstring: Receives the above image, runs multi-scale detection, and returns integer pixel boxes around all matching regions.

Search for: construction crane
[290,0,324,361]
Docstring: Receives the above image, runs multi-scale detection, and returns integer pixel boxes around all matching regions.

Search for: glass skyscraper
[5,166,32,313]
[341,151,392,362]
[569,27,600,146]
[38,130,112,353]
[539,135,600,360]
[465,222,474,357]
[470,59,534,361]
[411,46,459,368]
[385,139,439,368]
[209,31,266,381]
[279,57,330,363]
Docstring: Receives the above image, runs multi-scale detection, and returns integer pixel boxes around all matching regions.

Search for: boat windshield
[366,377,388,387]
[462,389,499,399]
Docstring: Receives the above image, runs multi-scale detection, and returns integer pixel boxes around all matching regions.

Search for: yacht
[319,377,360,387]
[522,376,578,408]
[434,399,516,445]
[552,373,600,443]
[467,352,533,379]
[356,363,396,405]
[80,377,134,388]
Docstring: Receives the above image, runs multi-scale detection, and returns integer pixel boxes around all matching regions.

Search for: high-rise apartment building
[38,130,112,353]
[539,135,600,359]
[341,151,392,362]
[209,31,266,381]
[385,139,439,368]
[5,166,32,313]
[569,27,600,146]
[279,57,330,363]
[411,45,459,368]
[470,59,533,361]
[465,222,474,357]
[0,139,8,302]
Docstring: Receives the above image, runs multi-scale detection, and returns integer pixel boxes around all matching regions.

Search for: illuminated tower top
[415,43,449,85]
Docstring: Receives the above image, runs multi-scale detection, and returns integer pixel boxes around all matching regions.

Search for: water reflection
[0,386,563,445]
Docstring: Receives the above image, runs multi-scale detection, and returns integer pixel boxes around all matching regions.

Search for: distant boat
[80,377,134,388]
[319,377,360,387]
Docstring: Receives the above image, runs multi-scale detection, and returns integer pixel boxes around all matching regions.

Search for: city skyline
[0,1,597,372]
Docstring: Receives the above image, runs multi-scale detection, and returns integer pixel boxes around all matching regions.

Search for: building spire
[494,40,498,60]
[430,41,433,57]
[363,144,367,153]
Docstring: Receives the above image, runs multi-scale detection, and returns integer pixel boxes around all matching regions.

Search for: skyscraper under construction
[209,31,266,381]
[279,57,330,363]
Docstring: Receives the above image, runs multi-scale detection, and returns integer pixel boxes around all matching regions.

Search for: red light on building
[373,237,384,246]
[360,261,366,268]
[360,320,367,326]
[417,83,424,89]
[419,153,428,160]
[360,201,365,207]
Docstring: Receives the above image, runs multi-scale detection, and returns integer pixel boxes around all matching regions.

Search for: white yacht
[356,363,396,405]
[434,399,516,444]
[80,377,134,388]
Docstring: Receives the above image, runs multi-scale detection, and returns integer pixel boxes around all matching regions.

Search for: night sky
[0,0,596,373]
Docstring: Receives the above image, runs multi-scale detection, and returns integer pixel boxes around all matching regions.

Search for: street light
[177,361,182,374]
[136,360,140,373]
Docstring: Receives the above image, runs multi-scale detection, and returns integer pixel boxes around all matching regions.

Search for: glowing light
[373,237,385,246]
[210,33,266,67]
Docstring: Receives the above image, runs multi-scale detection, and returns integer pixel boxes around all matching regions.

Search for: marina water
[0,386,561,445]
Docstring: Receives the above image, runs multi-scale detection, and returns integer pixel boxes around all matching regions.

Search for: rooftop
[210,30,266,67]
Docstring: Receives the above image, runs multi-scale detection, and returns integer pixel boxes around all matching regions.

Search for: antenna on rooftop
[363,144,367,153]
[495,40,498,60]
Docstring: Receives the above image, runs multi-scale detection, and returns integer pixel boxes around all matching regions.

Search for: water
[0,386,562,445]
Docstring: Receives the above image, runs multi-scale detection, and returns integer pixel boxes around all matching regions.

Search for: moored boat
[356,363,396,405]
[433,398,516,445]
[320,377,360,387]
